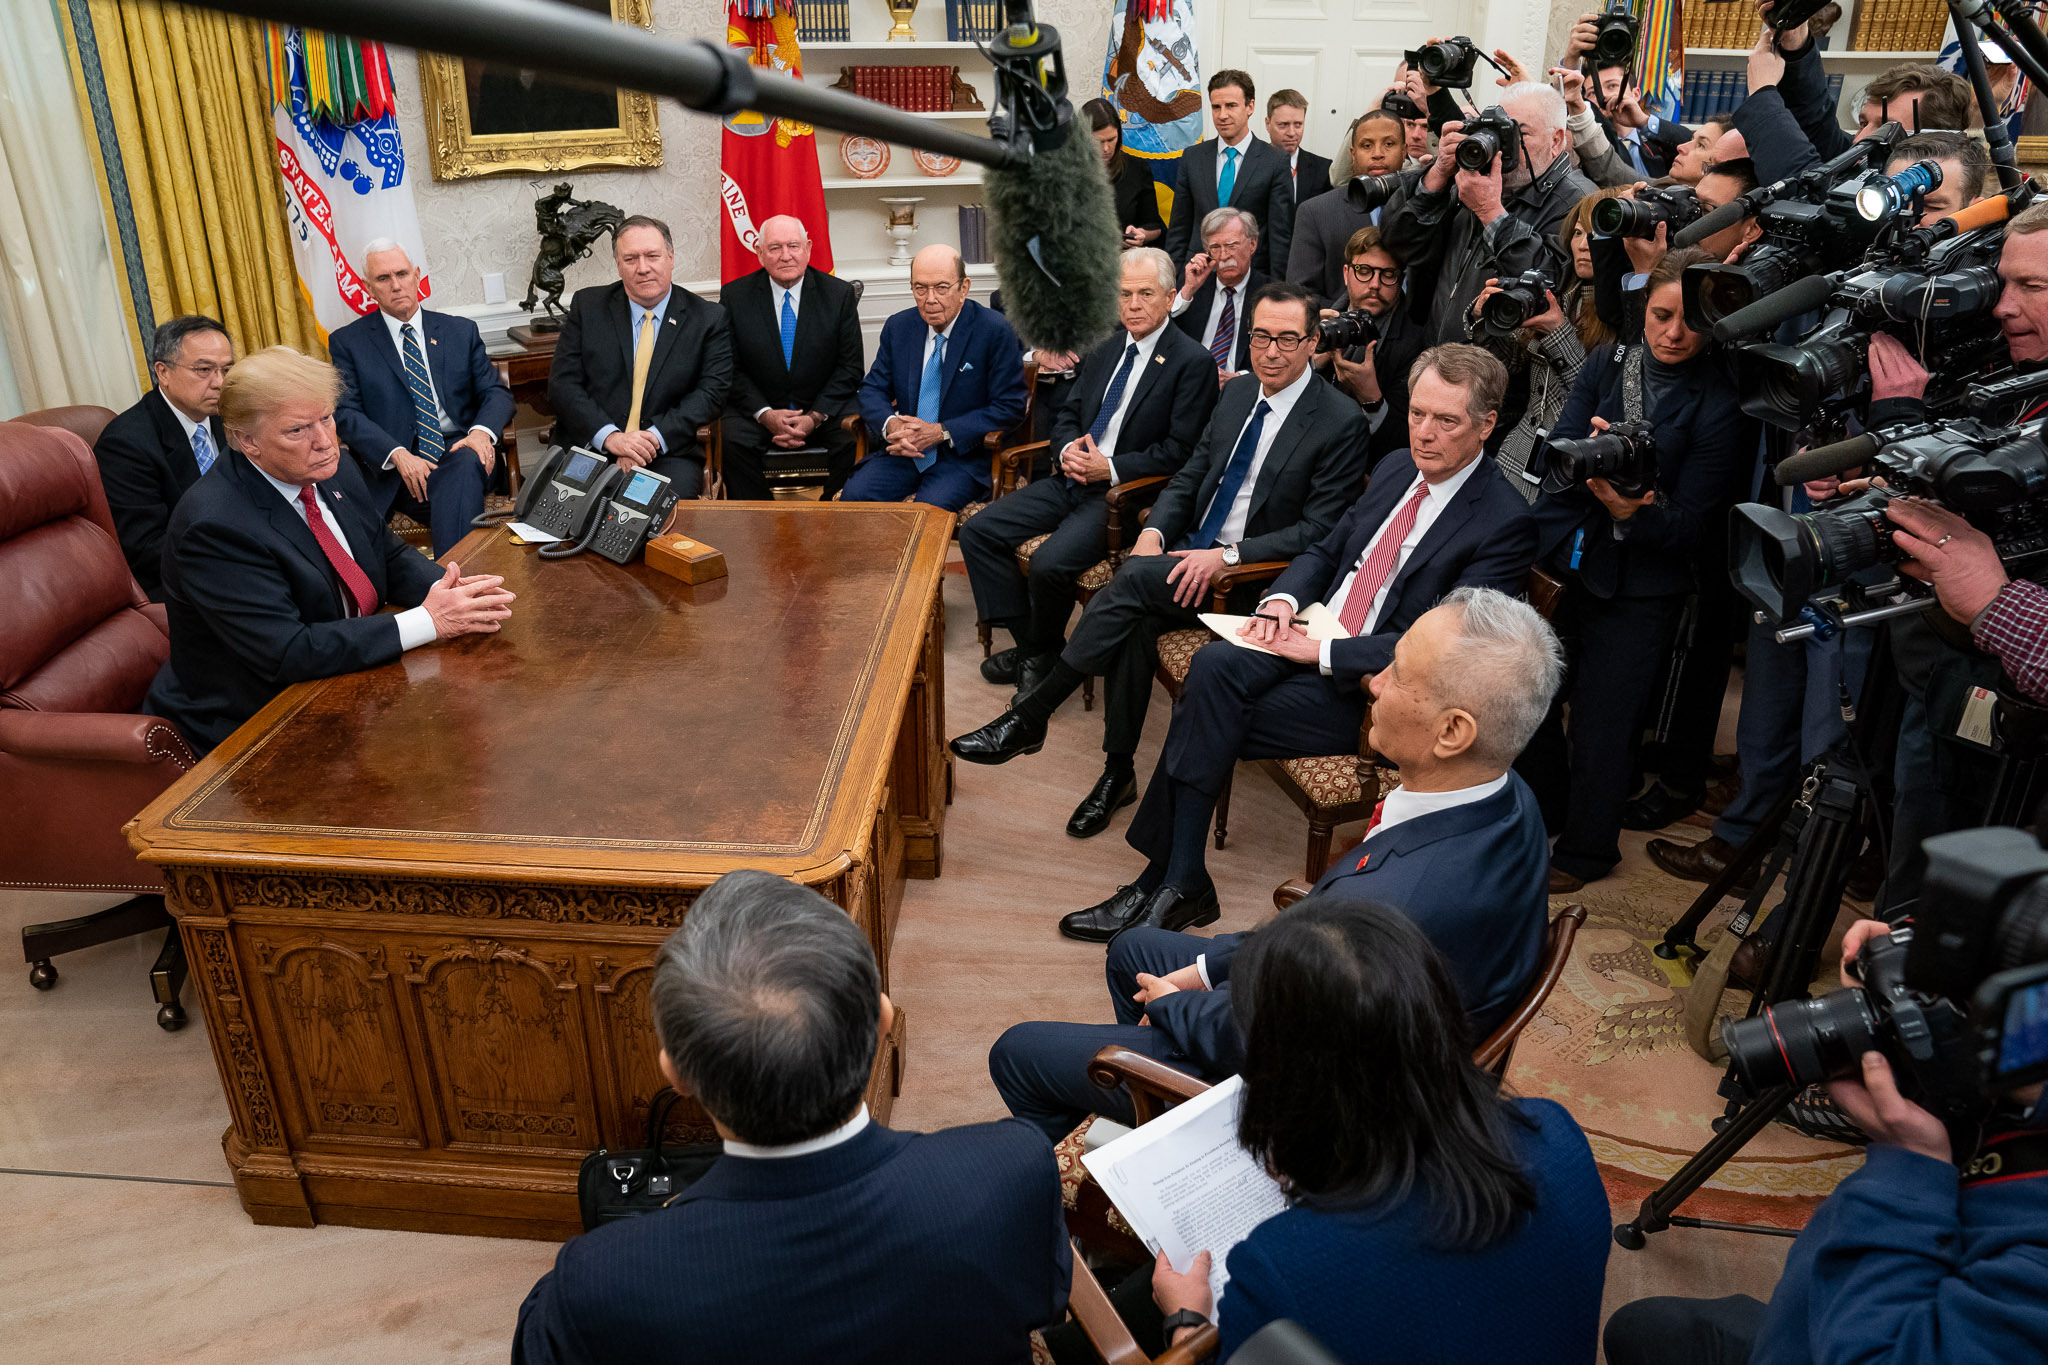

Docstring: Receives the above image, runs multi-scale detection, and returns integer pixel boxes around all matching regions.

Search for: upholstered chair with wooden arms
[12,404,118,448]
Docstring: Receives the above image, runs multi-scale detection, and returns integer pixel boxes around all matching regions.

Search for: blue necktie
[1185,397,1270,550]
[779,290,797,368]
[400,322,444,464]
[1085,344,1140,446]
[1218,144,1239,205]
[190,423,216,475]
[913,332,945,472]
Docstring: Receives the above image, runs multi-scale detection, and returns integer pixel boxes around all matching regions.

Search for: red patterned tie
[1354,800,1388,870]
[297,484,380,618]
[1335,481,1429,637]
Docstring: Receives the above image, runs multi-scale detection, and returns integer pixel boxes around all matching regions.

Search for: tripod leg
[1656,786,1798,960]
[1615,1082,1800,1249]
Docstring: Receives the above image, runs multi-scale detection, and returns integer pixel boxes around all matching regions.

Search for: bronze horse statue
[521,182,625,325]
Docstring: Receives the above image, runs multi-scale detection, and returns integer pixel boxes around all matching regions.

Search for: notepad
[1198,601,1351,657]
[506,521,562,545]
[1080,1075,1287,1308]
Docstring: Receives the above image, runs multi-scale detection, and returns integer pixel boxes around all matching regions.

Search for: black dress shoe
[1067,768,1137,838]
[1140,883,1220,934]
[949,709,1047,765]
[1645,834,1757,891]
[1012,653,1054,706]
[980,647,1022,686]
[1621,782,1706,832]
[1059,883,1153,942]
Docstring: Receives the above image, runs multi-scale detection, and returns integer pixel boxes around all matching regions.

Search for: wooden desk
[127,503,952,1239]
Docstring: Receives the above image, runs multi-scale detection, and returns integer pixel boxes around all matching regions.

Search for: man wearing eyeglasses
[94,313,237,601]
[951,281,1369,867]
[843,245,1026,511]
[1318,225,1426,470]
[1169,208,1266,384]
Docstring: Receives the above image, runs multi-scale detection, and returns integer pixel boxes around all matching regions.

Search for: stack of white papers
[1198,601,1351,658]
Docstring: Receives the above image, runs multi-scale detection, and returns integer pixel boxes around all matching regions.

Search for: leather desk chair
[13,404,118,449]
[0,421,197,1027]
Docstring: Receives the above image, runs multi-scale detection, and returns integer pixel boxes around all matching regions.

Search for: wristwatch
[1221,543,1241,567]
[1160,1309,1211,1338]
[940,426,954,446]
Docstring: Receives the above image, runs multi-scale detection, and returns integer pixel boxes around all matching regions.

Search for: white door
[1215,0,1481,164]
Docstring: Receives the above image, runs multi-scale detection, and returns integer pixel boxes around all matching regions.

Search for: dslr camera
[1588,0,1639,67]
[1529,420,1657,497]
[1346,172,1408,213]
[1316,308,1381,354]
[1404,36,1481,90]
[1722,824,2048,1130]
[1593,185,1704,241]
[1380,88,1427,122]
[1455,106,1522,175]
[1474,269,1550,340]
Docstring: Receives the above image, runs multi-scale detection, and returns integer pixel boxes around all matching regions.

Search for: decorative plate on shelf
[840,136,890,179]
[912,148,961,178]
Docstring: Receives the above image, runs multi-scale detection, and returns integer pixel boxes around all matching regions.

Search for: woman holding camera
[1521,246,1756,890]
[1147,898,1612,1362]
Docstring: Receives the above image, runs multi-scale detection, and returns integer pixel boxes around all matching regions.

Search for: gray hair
[1123,245,1176,294]
[360,237,408,273]
[1498,81,1568,137]
[1433,586,1564,768]
[149,313,230,370]
[1201,205,1261,244]
[648,870,880,1146]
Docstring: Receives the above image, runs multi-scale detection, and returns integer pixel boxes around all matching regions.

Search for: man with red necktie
[146,347,515,756]
[987,585,1563,1141]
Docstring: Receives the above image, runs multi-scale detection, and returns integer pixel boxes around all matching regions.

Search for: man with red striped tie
[987,584,1563,1141]
[1168,208,1267,385]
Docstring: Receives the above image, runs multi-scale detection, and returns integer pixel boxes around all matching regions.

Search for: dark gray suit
[1162,136,1296,279]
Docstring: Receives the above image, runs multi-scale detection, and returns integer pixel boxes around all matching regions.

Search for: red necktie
[1353,800,1389,870]
[1336,481,1429,637]
[298,484,380,618]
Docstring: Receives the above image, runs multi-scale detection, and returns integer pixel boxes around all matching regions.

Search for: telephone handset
[540,465,682,563]
[471,445,623,542]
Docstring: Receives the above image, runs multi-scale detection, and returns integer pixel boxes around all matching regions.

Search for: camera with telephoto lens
[1316,308,1381,354]
[1381,89,1427,122]
[1593,184,1704,240]
[1404,36,1482,90]
[1347,172,1407,212]
[1528,419,1658,498]
[1720,824,2048,1130]
[1474,269,1550,340]
[1728,418,2048,624]
[1455,105,1522,175]
[1589,0,1639,66]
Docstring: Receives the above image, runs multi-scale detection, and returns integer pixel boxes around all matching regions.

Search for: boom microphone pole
[1952,1,2024,193]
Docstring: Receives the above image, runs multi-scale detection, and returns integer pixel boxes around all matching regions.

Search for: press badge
[1956,686,2001,750]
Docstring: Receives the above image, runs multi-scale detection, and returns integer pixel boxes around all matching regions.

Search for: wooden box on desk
[645,531,728,584]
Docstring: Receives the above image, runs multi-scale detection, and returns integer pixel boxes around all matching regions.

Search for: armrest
[1207,561,1288,612]
[1273,879,1314,911]
[1066,1249,1150,1365]
[990,438,1049,500]
[696,423,725,498]
[0,711,195,770]
[139,602,169,636]
[1088,1043,1211,1125]
[843,414,871,464]
[1154,1324,1222,1365]
[1525,565,1565,621]
[1105,476,1170,555]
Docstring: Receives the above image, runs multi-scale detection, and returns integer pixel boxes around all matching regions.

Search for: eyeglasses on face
[1247,330,1308,352]
[166,362,233,381]
[1346,264,1400,284]
[910,281,961,299]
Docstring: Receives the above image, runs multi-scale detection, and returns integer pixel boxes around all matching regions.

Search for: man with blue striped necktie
[330,240,514,557]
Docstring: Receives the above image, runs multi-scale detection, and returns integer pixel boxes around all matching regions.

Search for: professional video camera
[1455,105,1521,174]
[1404,36,1481,89]
[1473,269,1549,340]
[1593,184,1703,240]
[1528,420,1657,497]
[1588,0,1639,67]
[1729,419,2048,623]
[1722,824,2048,1127]
[1316,308,1380,354]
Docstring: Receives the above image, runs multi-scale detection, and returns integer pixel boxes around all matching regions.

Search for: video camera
[1722,824,2048,1129]
[1404,36,1482,90]
[1593,184,1704,240]
[1528,420,1657,497]
[1474,269,1550,339]
[1316,308,1380,354]
[1455,105,1521,175]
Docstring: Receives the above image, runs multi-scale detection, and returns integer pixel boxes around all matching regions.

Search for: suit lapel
[609,285,636,372]
[785,269,824,380]
[369,314,409,392]
[937,301,973,408]
[232,453,339,600]
[1381,462,1490,608]
[419,311,458,410]
[644,286,688,385]
[1119,329,1170,416]
[1330,783,1516,878]
[1244,379,1321,524]
[1200,381,1256,505]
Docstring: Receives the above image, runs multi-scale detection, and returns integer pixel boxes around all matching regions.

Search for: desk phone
[590,467,681,564]
[512,446,623,541]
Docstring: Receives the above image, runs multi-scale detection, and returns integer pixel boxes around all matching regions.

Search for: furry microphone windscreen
[984,125,1123,355]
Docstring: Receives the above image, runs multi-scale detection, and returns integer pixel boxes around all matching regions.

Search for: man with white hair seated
[988,585,1563,1141]
[1380,80,1594,348]
[329,238,513,555]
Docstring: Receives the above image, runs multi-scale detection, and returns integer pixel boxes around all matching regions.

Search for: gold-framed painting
[420,0,664,181]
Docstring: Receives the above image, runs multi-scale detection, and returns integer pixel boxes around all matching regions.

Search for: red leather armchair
[1,419,196,1027]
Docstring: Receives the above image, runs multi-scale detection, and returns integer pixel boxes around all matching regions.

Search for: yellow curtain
[77,0,322,358]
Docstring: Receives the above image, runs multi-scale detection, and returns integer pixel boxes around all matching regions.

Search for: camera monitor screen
[1996,975,2048,1080]
[561,450,601,485]
[620,469,666,508]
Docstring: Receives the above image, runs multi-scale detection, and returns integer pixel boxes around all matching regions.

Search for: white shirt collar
[1420,452,1484,501]
[1256,361,1316,417]
[721,1105,871,1160]
[770,274,805,309]
[380,306,428,353]
[160,393,205,444]
[1219,128,1254,154]
[1374,773,1511,839]
[1127,319,1170,358]
[249,456,316,506]
[630,290,671,326]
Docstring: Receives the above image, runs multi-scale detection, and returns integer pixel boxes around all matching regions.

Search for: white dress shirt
[1078,321,1169,484]
[1197,363,1314,548]
[1215,128,1255,193]
[593,292,675,453]
[722,1104,871,1160]
[162,397,214,473]
[249,459,436,651]
[754,276,806,420]
[1265,454,1484,673]
[883,312,962,443]
[379,308,494,469]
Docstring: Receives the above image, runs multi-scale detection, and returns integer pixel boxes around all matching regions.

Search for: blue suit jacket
[513,1118,1069,1365]
[856,299,1025,493]
[329,307,515,511]
[1148,774,1551,1072]
[1264,452,1539,690]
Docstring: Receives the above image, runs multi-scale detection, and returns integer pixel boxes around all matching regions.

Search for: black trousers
[381,444,487,559]
[647,452,705,500]
[1603,1294,1764,1365]
[1519,587,1686,880]
[957,476,1110,654]
[716,414,858,501]
[1061,553,1213,756]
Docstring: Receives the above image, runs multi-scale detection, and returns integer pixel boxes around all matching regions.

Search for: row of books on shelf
[1850,0,1951,51]
[945,0,1005,42]
[958,205,990,265]
[1678,69,1843,121]
[830,65,967,112]
[1682,0,1773,50]
[793,0,850,42]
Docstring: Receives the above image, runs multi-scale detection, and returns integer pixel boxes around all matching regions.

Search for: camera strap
[1961,1127,2048,1189]
[1620,344,1646,426]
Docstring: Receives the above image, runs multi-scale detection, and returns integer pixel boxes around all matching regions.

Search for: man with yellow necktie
[548,214,734,498]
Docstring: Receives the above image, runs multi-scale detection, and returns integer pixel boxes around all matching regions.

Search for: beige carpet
[0,553,1796,1362]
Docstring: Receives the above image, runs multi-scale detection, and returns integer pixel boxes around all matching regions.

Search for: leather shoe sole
[1067,770,1137,838]
[1059,883,1152,942]
[980,647,1022,686]
[949,710,1047,766]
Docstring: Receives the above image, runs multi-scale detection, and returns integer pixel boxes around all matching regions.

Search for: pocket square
[960,361,974,372]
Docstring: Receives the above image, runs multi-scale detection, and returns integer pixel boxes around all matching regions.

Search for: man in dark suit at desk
[514,870,1069,1365]
[988,587,1562,1140]
[145,348,514,756]
[1057,343,1540,939]
[1169,207,1267,383]
[718,214,864,501]
[843,245,1026,511]
[1265,89,1331,204]
[329,240,514,556]
[958,248,1219,747]
[1163,69,1295,278]
[94,314,235,602]
[951,282,1368,847]
[548,214,733,499]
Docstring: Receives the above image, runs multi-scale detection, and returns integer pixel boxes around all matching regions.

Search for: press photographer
[1607,823,2048,1365]
[1315,225,1426,466]
[1285,108,1418,300]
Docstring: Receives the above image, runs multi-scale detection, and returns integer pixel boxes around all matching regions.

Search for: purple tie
[1211,287,1235,373]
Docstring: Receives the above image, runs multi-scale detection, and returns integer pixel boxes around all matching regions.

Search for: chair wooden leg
[977,619,992,657]
[1213,769,1234,850]
[1306,820,1335,883]
[1081,676,1094,712]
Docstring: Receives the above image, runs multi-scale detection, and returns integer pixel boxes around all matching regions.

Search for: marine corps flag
[721,1,834,283]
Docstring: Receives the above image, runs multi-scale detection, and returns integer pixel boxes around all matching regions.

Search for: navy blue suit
[329,308,514,556]
[144,448,443,756]
[990,774,1551,1140]
[512,1119,1069,1365]
[844,299,1026,511]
